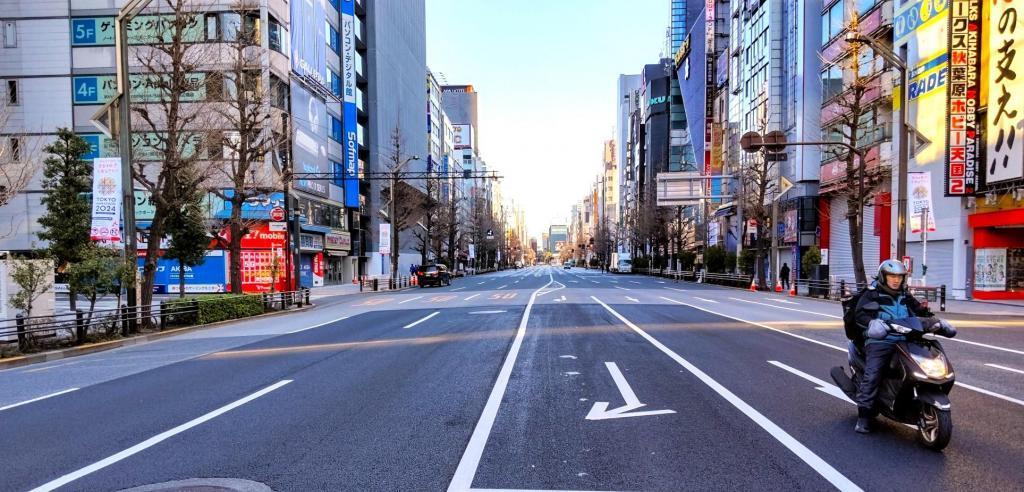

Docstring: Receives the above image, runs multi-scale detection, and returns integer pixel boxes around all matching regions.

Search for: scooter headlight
[911,352,950,379]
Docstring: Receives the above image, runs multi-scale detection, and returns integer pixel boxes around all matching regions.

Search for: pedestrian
[780,262,790,291]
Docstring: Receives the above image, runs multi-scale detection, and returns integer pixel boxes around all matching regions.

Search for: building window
[269,18,288,54]
[5,79,17,105]
[327,23,339,53]
[822,1,845,44]
[9,137,20,161]
[270,74,288,110]
[330,116,342,142]
[328,0,340,11]
[329,69,341,97]
[3,21,15,48]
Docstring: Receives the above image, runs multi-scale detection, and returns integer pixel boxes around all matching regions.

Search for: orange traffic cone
[788,285,797,296]
[774,279,783,293]
[749,278,758,292]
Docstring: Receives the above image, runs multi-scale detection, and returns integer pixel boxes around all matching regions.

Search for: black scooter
[830,316,956,450]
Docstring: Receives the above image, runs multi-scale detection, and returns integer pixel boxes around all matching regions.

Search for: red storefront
[968,206,1024,300]
[217,222,290,293]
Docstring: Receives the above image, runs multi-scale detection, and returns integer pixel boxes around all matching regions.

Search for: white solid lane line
[630,281,641,284]
[464,293,481,301]
[728,297,842,319]
[448,273,555,492]
[1,388,80,412]
[614,286,632,291]
[497,284,508,290]
[661,296,1024,408]
[693,297,719,304]
[591,297,861,492]
[403,311,441,329]
[469,310,507,314]
[664,287,689,293]
[986,363,1024,375]
[943,337,1024,356]
[450,287,466,291]
[20,361,81,374]
[287,315,350,334]
[29,380,292,492]
[399,296,425,304]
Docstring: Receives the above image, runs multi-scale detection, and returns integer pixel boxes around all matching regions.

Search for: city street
[1,266,1023,491]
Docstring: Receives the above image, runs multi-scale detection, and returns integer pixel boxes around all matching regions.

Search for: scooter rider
[852,260,955,433]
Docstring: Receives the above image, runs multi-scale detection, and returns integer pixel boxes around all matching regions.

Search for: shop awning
[300,224,333,234]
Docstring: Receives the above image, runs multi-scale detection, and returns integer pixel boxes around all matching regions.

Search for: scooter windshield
[889,317,925,332]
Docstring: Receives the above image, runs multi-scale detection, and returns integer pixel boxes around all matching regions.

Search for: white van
[611,253,632,273]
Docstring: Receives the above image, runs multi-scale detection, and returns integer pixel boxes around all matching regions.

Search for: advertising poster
[453,125,473,149]
[90,157,122,244]
[290,0,328,87]
[783,209,798,243]
[138,251,227,294]
[235,249,288,293]
[985,0,1024,185]
[379,223,391,255]
[299,253,324,287]
[290,84,330,197]
[975,248,1007,291]
[908,172,937,233]
[944,0,981,195]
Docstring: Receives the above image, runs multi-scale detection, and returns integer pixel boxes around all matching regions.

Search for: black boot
[855,407,873,434]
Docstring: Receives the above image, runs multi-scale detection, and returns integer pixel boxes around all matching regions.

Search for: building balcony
[819,138,893,193]
[821,72,893,126]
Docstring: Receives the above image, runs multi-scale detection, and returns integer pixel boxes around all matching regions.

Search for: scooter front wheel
[917,405,952,451]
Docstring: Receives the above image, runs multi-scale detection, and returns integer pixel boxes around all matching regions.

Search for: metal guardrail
[0,289,312,353]
[357,275,413,292]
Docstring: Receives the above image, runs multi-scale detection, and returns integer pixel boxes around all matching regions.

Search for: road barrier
[0,289,312,355]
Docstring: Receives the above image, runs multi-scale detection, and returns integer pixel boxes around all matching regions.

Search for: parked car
[417,264,451,287]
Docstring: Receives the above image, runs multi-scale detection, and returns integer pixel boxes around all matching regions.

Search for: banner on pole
[90,157,123,245]
[379,223,391,255]
[908,172,937,233]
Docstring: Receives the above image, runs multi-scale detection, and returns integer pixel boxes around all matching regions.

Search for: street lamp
[845,33,910,260]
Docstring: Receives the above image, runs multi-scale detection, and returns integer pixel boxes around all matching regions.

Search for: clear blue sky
[426,0,670,241]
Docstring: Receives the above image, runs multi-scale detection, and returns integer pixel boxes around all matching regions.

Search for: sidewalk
[309,283,362,299]
[940,298,1024,317]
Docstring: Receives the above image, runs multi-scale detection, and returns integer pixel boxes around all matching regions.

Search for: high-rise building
[548,225,567,255]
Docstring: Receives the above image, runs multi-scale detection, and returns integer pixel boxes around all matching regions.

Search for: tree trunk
[230,198,244,294]
[755,226,766,289]
[68,285,78,315]
[178,256,186,298]
[141,219,163,330]
[847,196,866,288]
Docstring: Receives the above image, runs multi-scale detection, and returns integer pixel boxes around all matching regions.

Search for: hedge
[164,294,266,326]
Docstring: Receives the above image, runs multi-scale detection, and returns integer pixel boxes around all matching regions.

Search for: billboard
[908,172,937,233]
[72,74,205,105]
[138,251,227,294]
[90,157,122,244]
[341,0,360,208]
[71,15,205,46]
[985,1,1024,185]
[290,0,328,88]
[290,83,330,197]
[453,124,473,149]
[943,0,981,196]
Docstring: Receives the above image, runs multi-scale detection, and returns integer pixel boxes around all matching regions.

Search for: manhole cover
[118,478,272,492]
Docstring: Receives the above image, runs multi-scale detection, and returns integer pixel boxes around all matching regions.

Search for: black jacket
[854,282,932,343]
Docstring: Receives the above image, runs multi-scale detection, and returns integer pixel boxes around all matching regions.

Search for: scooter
[830,316,956,450]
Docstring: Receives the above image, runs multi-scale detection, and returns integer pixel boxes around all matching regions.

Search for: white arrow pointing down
[586,362,676,420]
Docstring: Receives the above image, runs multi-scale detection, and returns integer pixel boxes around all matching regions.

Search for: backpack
[841,288,868,342]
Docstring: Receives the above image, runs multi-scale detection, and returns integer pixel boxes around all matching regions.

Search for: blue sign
[82,135,101,160]
[213,190,285,220]
[73,76,100,103]
[138,251,226,294]
[71,18,100,45]
[341,0,359,208]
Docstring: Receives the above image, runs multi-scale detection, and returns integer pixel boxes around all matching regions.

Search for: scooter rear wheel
[917,406,952,451]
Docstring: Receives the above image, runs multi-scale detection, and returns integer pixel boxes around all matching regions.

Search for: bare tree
[821,18,884,286]
[736,101,776,289]
[383,126,424,280]
[130,0,217,316]
[0,100,44,235]
[207,1,282,293]
[413,169,440,265]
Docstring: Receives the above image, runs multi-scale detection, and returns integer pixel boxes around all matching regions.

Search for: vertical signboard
[379,223,391,255]
[985,1,1024,185]
[290,0,328,88]
[908,172,937,233]
[704,0,715,197]
[290,84,330,197]
[341,0,360,208]
[944,0,981,195]
[90,157,123,244]
[453,125,473,149]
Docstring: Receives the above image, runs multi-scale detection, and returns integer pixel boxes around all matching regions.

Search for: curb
[0,303,316,370]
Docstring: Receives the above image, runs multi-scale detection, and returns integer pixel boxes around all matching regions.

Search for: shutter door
[863,204,880,269]
[907,239,954,288]
[829,197,854,282]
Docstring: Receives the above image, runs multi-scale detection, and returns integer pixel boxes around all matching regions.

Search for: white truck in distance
[611,253,632,273]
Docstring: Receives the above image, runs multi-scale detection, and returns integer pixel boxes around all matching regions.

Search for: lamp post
[845,33,910,260]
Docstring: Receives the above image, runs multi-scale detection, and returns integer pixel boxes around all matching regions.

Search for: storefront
[324,230,353,284]
[968,204,1024,300]
[224,222,289,293]
[299,230,325,288]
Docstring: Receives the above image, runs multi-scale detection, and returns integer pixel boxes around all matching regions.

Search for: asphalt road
[1,266,1022,491]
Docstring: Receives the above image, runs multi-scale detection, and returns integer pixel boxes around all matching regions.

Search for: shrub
[802,245,822,278]
[163,294,266,326]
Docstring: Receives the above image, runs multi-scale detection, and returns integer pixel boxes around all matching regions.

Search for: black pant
[856,342,898,410]
[781,276,790,290]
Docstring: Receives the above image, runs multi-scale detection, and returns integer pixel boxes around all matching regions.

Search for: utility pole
[282,113,301,290]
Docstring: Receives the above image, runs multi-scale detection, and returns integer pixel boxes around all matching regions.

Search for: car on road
[611,252,632,273]
[563,262,572,269]
[416,264,451,287]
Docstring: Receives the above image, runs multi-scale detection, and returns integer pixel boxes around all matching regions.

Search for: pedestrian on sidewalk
[780,263,791,291]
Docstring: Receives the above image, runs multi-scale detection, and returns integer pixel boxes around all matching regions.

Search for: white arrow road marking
[1,388,80,412]
[693,297,719,303]
[593,297,862,491]
[29,380,292,492]
[464,293,480,301]
[626,297,640,303]
[403,311,440,329]
[469,310,507,314]
[768,361,854,404]
[399,296,424,304]
[986,363,1024,375]
[585,362,676,421]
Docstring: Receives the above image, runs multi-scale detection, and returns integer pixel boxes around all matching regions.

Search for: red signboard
[944,0,981,195]
[228,249,289,293]
[217,222,287,249]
